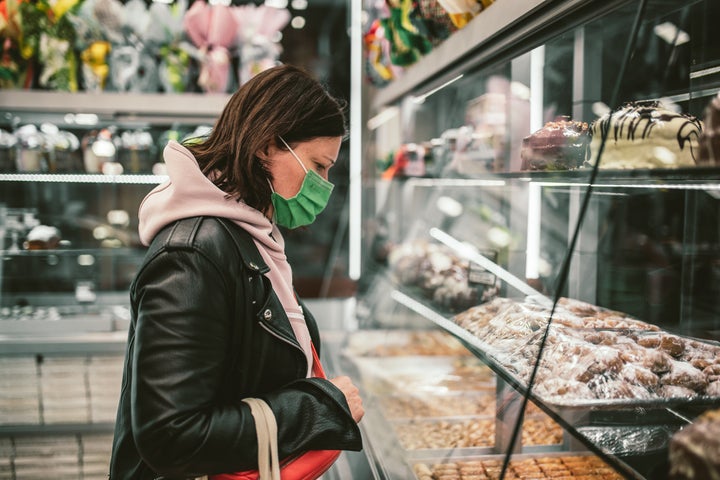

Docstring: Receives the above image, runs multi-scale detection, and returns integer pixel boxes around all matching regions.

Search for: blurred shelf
[0,423,116,436]
[370,0,635,109]
[2,247,146,257]
[0,173,167,184]
[0,330,128,354]
[0,90,230,127]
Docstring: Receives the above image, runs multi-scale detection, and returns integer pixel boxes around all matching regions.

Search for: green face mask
[270,137,334,229]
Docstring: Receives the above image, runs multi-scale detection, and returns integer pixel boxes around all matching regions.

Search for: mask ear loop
[269,136,306,226]
[267,137,299,194]
[278,136,308,174]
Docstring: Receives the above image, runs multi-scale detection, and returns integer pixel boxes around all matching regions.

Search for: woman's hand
[329,376,364,423]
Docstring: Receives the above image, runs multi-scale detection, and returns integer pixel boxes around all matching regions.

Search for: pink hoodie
[137,140,314,377]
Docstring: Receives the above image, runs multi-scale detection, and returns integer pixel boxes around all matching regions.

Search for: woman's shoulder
[149,216,267,273]
[131,217,267,299]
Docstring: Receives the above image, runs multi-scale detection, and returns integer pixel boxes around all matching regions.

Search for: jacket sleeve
[129,248,361,478]
[263,378,363,459]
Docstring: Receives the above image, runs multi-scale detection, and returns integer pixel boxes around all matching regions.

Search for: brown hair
[184,64,347,213]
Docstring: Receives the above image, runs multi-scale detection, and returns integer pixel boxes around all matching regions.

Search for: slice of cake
[588,101,703,169]
[520,117,590,170]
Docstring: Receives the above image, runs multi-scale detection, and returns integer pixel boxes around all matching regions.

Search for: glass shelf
[1,247,146,256]
[0,173,166,184]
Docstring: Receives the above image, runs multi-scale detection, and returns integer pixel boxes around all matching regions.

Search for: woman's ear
[256,147,269,161]
[257,138,279,161]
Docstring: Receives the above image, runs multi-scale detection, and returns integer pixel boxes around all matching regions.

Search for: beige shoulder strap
[242,398,281,480]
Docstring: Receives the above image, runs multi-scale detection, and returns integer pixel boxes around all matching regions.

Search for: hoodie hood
[138,140,315,377]
[138,140,283,256]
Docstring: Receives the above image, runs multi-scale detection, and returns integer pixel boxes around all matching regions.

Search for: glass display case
[351,0,720,479]
[0,90,229,335]
[0,92,228,476]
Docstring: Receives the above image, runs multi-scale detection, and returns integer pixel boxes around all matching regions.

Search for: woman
[110,64,364,479]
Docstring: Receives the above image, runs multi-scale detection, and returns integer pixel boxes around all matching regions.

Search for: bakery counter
[332,328,605,479]
[380,290,720,479]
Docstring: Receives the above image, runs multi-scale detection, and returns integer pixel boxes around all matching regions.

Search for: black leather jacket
[109,216,362,479]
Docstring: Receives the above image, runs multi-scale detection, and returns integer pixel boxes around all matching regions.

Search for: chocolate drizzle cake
[589,101,703,169]
[698,93,720,165]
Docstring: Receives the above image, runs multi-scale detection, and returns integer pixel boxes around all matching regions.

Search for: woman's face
[266,136,342,199]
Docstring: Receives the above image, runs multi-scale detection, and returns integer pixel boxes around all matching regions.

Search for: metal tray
[575,425,677,456]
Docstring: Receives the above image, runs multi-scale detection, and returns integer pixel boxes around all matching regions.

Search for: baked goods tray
[409,451,627,480]
[342,328,476,358]
[388,414,565,458]
[390,290,720,413]
[374,390,498,419]
[344,354,495,396]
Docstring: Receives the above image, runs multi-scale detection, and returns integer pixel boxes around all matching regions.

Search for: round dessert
[25,225,61,250]
[669,407,720,480]
[698,92,720,165]
[520,117,590,170]
[588,101,703,169]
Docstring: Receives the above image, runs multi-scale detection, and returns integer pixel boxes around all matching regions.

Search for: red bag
[210,449,340,480]
[210,345,341,480]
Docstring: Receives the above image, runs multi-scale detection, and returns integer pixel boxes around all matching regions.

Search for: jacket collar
[216,218,270,275]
